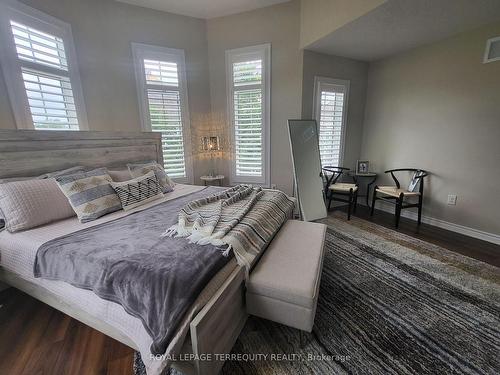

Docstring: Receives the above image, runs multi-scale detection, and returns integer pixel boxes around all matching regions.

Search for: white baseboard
[363,201,500,246]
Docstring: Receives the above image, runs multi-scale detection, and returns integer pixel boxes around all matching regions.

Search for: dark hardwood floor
[0,208,498,375]
[343,205,500,267]
[0,287,134,375]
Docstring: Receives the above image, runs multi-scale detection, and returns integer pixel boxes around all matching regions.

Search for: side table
[200,175,224,186]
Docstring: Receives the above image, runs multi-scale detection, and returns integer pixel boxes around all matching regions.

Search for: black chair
[322,166,358,220]
[370,168,428,228]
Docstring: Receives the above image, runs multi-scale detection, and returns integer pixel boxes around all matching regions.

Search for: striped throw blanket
[164,185,295,273]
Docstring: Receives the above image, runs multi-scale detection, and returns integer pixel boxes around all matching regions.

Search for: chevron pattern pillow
[56,168,122,222]
[111,171,163,211]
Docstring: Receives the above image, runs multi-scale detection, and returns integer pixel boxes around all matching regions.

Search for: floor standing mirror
[288,119,327,221]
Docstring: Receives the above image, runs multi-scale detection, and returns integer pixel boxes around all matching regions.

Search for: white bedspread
[0,184,237,375]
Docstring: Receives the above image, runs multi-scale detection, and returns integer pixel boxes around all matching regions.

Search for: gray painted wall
[361,21,500,235]
[206,0,303,195]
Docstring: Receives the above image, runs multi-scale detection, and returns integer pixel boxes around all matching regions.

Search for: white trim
[0,0,88,130]
[365,200,500,246]
[131,42,193,184]
[483,36,500,64]
[313,76,350,168]
[225,43,271,187]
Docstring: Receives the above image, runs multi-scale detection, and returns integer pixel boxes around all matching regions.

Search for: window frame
[0,0,88,130]
[312,76,350,168]
[225,43,271,186]
[131,42,193,184]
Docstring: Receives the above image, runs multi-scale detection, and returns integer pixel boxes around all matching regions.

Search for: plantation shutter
[142,59,186,178]
[9,21,79,130]
[232,60,263,177]
[315,80,348,168]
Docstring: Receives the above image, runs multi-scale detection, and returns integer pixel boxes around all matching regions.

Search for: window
[226,44,270,186]
[132,43,193,183]
[0,1,87,130]
[313,77,350,168]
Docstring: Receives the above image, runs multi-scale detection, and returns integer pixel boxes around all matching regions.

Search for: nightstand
[200,175,224,186]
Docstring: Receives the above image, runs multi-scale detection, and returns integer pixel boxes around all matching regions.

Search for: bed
[0,129,261,375]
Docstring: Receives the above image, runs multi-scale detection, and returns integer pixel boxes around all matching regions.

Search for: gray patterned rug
[135,216,500,374]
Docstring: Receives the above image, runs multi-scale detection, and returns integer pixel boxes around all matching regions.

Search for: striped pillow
[56,168,122,222]
[111,171,163,211]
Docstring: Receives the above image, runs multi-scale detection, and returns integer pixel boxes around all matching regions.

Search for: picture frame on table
[356,160,370,174]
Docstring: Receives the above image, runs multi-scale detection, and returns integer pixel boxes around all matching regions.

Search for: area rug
[134,215,500,374]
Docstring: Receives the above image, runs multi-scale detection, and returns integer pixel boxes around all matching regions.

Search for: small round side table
[348,172,378,207]
[200,175,224,186]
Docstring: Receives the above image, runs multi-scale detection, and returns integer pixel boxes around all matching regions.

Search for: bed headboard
[0,129,163,178]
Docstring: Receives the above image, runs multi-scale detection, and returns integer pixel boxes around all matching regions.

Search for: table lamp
[202,136,221,176]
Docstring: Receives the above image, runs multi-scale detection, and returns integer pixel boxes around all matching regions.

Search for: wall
[0,0,212,181]
[206,0,303,195]
[301,50,368,170]
[361,21,500,236]
[299,0,386,48]
[0,71,15,130]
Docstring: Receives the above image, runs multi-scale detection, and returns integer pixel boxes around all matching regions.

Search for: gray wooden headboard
[0,129,163,178]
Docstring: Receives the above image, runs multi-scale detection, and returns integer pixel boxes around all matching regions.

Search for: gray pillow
[56,168,122,223]
[127,161,175,193]
[107,168,132,182]
[0,179,76,232]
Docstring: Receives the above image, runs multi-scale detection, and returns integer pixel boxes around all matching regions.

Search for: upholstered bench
[246,220,326,332]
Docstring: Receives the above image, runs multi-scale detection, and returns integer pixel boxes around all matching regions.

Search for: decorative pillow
[0,179,76,232]
[107,169,132,182]
[56,168,122,222]
[127,161,174,193]
[111,171,163,211]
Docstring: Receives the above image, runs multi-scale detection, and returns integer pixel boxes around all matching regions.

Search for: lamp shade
[202,136,220,152]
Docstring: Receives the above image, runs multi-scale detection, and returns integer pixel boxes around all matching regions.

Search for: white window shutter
[226,44,270,186]
[132,44,193,183]
[233,65,263,176]
[146,87,186,178]
[0,3,87,131]
[314,77,350,168]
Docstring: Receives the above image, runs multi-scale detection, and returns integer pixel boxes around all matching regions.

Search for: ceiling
[116,0,290,19]
[307,0,500,61]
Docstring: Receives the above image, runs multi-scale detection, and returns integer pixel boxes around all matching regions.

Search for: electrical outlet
[447,194,457,205]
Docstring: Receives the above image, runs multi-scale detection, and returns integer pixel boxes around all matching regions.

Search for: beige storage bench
[246,220,326,332]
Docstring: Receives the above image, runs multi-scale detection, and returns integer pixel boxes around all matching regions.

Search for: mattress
[0,184,237,375]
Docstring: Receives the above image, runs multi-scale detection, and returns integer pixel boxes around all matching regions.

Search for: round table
[200,175,224,186]
[348,172,378,207]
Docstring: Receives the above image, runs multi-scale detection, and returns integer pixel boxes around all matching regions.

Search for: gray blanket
[34,186,231,355]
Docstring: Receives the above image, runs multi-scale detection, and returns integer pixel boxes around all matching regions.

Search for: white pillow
[0,179,75,232]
